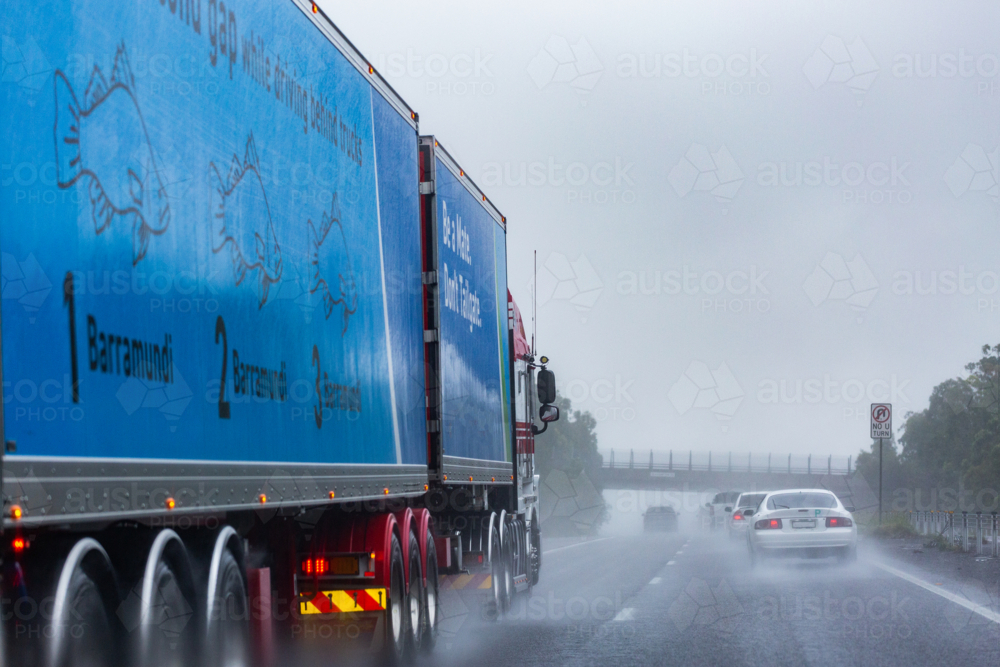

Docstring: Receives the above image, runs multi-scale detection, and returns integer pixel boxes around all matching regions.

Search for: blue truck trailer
[0,1,559,665]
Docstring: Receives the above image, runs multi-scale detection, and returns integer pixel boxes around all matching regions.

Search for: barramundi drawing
[208,133,283,308]
[53,43,170,265]
[308,193,357,334]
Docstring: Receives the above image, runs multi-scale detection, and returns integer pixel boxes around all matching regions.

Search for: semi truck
[0,1,560,664]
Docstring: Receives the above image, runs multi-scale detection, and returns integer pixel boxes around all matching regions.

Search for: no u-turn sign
[871,403,892,439]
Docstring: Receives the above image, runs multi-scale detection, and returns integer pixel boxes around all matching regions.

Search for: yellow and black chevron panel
[299,588,387,615]
[440,573,492,590]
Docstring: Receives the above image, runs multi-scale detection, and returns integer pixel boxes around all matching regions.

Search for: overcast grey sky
[325,0,1000,460]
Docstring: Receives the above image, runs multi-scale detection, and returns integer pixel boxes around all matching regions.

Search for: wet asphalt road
[427,529,1000,667]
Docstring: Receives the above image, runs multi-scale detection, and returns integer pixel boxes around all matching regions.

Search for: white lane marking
[874,561,1000,625]
[613,608,635,622]
[542,537,613,556]
[676,551,684,555]
[650,577,662,584]
[667,560,676,565]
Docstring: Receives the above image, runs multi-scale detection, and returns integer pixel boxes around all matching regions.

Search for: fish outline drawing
[53,42,170,265]
[208,133,283,309]
[308,193,357,335]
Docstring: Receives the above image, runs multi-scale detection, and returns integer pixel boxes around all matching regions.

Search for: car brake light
[826,517,853,527]
[732,514,743,521]
[755,518,782,530]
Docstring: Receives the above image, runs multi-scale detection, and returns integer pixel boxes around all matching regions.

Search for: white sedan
[746,489,857,565]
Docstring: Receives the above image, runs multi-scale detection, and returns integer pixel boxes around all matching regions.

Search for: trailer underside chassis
[285,507,442,662]
[435,509,536,625]
[0,504,443,667]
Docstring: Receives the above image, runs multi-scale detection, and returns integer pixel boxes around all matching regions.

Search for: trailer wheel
[48,539,120,667]
[205,542,249,667]
[134,530,198,667]
[403,529,424,658]
[382,533,407,663]
[419,528,439,653]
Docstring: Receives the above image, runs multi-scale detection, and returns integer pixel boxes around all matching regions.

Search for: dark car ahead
[643,505,679,532]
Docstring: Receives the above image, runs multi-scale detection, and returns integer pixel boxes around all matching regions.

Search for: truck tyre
[205,543,249,667]
[419,528,439,653]
[403,528,424,659]
[484,525,502,622]
[48,539,120,667]
[382,533,407,663]
[529,519,541,587]
[499,523,514,614]
[134,530,198,667]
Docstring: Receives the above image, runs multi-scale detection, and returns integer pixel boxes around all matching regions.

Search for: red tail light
[301,558,329,575]
[732,513,743,521]
[755,518,782,530]
[826,517,853,528]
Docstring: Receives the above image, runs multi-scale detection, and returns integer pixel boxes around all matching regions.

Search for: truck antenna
[532,250,537,357]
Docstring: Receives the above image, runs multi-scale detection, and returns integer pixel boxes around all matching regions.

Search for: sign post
[871,404,892,525]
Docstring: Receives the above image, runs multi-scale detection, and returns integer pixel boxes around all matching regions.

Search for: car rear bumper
[752,529,856,551]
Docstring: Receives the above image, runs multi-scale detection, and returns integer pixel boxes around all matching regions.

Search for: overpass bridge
[597,449,865,498]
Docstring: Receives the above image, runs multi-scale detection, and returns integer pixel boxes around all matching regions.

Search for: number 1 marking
[63,272,79,403]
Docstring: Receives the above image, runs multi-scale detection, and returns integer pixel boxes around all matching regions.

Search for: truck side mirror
[537,369,556,405]
[539,404,560,423]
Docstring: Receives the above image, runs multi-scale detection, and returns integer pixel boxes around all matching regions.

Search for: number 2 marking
[216,316,230,419]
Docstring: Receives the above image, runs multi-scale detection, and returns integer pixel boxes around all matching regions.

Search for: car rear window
[766,492,837,510]
[738,494,766,508]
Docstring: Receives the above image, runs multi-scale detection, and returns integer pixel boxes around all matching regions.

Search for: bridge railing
[600,449,854,476]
